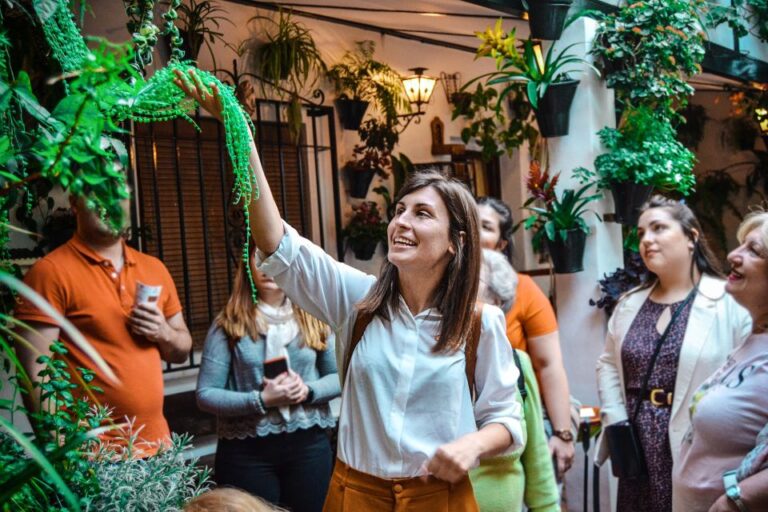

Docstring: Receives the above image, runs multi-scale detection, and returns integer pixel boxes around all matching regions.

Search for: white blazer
[595,274,751,467]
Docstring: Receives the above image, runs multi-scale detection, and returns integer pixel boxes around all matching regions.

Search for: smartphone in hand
[264,357,289,379]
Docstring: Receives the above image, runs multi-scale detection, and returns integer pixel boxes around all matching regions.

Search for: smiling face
[726,228,768,318]
[477,204,508,253]
[387,186,454,275]
[637,207,697,277]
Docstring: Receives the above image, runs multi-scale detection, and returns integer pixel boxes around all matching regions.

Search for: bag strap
[465,303,484,402]
[511,348,527,403]
[342,304,485,401]
[630,288,696,422]
[342,310,374,383]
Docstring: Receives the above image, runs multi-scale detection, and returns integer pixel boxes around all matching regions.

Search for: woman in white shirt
[175,70,523,512]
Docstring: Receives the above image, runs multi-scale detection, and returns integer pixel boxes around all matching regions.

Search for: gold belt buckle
[650,388,673,407]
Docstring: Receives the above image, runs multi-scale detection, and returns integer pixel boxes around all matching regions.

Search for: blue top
[196,324,340,439]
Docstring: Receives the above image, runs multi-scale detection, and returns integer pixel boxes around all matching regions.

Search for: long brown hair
[357,170,481,354]
[635,195,723,292]
[216,250,328,351]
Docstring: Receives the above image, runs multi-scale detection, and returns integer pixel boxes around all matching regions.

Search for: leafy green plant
[588,0,706,112]
[240,9,325,142]
[342,200,388,254]
[704,0,768,43]
[243,9,325,92]
[0,272,209,510]
[88,432,211,511]
[522,163,602,249]
[347,118,396,177]
[170,0,233,68]
[452,82,538,163]
[326,41,409,127]
[469,21,596,109]
[579,106,697,195]
[372,152,414,219]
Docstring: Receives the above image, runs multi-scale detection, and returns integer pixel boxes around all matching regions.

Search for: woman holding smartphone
[196,246,340,512]
[176,69,522,512]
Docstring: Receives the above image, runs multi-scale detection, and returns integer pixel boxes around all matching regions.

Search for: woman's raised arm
[173,68,284,255]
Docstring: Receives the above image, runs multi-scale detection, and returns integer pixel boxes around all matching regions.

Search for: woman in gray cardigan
[196,247,340,512]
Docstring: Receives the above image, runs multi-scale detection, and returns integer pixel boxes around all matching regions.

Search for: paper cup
[135,281,162,306]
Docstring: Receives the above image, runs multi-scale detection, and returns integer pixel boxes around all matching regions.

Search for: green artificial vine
[3,0,259,302]
[35,0,89,74]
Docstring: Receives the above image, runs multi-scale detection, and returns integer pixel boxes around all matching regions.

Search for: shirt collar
[68,233,137,267]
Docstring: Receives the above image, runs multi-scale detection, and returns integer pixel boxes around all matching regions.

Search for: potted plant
[522,0,574,40]
[342,200,388,260]
[164,0,233,68]
[522,163,602,273]
[577,106,697,225]
[327,40,409,130]
[344,119,396,198]
[588,0,705,113]
[590,250,648,317]
[373,152,415,220]
[453,83,538,163]
[470,23,597,137]
[240,9,325,141]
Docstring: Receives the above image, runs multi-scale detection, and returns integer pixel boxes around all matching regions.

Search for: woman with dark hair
[476,196,575,478]
[196,248,339,512]
[177,70,522,512]
[596,196,752,512]
[672,210,768,512]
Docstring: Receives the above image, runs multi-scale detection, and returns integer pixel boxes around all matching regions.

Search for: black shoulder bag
[604,289,695,479]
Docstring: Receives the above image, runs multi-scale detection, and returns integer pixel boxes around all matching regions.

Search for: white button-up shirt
[258,223,523,478]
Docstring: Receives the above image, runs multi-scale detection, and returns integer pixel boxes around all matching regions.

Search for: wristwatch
[723,470,749,512]
[304,387,315,404]
[553,429,574,443]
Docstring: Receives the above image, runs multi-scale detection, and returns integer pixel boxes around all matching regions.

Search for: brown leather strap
[342,310,374,382]
[465,303,484,402]
[342,304,484,400]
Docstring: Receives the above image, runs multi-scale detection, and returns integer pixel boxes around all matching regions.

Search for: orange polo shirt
[505,274,558,352]
[15,234,182,454]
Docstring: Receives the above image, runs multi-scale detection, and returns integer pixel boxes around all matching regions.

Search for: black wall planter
[546,228,586,273]
[350,240,379,260]
[610,181,654,226]
[335,98,369,131]
[528,0,574,40]
[534,79,579,138]
[347,168,375,199]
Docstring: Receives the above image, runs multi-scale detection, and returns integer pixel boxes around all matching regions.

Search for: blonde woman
[196,246,340,512]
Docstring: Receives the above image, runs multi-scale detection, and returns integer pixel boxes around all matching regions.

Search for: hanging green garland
[35,0,260,302]
[35,0,89,74]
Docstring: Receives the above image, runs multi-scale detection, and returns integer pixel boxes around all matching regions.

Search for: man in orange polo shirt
[15,194,192,455]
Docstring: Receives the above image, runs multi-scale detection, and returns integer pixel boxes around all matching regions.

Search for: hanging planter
[336,97,370,131]
[350,240,379,260]
[609,180,654,226]
[546,228,587,273]
[527,0,574,41]
[534,79,579,138]
[346,167,375,198]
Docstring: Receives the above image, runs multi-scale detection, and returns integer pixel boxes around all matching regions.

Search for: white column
[548,17,623,511]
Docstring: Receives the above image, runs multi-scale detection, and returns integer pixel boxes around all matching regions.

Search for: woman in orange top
[477,196,575,478]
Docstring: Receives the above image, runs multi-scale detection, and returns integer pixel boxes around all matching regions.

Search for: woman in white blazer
[596,197,751,512]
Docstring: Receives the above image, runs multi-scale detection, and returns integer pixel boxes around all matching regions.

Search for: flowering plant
[342,201,388,257]
[469,21,594,109]
[522,163,602,250]
[589,0,706,111]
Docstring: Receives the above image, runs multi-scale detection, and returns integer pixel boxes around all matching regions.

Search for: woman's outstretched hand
[173,68,224,122]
